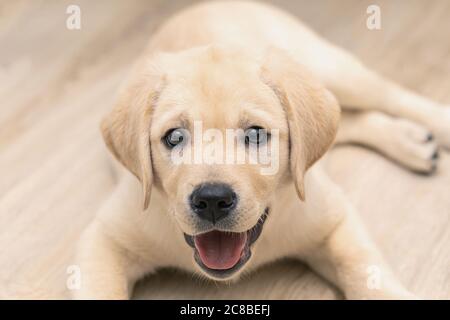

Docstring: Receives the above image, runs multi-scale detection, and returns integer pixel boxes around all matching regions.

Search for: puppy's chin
[183,208,269,280]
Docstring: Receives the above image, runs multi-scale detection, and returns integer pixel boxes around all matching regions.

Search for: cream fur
[74,1,449,300]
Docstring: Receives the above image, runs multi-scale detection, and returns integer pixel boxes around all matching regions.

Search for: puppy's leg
[73,221,139,299]
[312,46,450,148]
[305,211,416,299]
[335,111,439,173]
[291,169,416,299]
[300,174,415,299]
[73,177,151,300]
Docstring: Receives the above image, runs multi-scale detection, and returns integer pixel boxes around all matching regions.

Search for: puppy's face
[150,47,289,278]
[102,46,339,280]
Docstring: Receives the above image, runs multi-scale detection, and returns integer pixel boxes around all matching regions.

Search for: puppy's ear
[261,47,340,201]
[101,59,164,210]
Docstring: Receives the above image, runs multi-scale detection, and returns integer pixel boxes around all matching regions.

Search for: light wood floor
[0,0,449,299]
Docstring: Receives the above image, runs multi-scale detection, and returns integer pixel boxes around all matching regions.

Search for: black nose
[190,183,237,224]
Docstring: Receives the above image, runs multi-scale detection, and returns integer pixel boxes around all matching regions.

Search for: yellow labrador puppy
[75,1,449,299]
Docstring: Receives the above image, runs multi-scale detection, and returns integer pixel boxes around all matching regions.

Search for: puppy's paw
[346,287,419,300]
[384,118,439,174]
[424,106,450,150]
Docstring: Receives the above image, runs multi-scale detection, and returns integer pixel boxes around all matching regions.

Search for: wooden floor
[0,0,449,299]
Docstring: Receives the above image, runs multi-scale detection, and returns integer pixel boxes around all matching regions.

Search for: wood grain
[0,0,448,299]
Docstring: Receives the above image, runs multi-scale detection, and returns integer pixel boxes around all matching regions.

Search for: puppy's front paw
[346,289,419,300]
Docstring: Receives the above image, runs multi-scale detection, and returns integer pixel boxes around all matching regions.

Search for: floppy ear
[261,47,340,201]
[101,59,164,210]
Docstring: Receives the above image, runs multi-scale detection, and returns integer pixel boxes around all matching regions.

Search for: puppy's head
[101,46,340,280]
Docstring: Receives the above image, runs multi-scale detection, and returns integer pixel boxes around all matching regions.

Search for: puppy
[75,1,449,299]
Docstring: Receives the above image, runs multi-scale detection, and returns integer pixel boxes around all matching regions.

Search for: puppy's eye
[244,126,269,146]
[163,128,187,148]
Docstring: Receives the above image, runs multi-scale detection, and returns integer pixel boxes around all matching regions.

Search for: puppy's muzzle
[190,183,237,224]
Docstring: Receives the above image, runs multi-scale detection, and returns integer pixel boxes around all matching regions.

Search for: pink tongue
[194,231,247,270]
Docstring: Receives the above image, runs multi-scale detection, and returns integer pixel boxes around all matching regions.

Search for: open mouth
[184,208,269,279]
